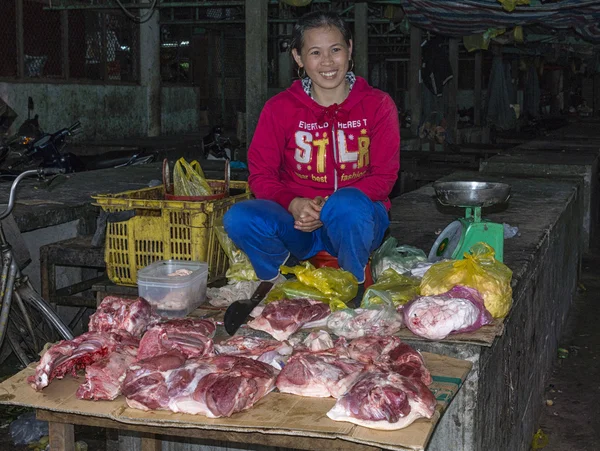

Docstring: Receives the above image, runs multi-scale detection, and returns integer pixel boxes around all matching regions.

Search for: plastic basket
[92,180,251,286]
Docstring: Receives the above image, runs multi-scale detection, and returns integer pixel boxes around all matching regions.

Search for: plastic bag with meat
[402,285,493,340]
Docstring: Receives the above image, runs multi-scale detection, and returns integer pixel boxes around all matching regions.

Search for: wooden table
[37,409,380,451]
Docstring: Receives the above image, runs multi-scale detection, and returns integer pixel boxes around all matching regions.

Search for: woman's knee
[322,188,372,223]
[224,199,291,238]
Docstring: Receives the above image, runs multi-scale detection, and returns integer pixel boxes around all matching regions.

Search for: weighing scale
[429,181,511,263]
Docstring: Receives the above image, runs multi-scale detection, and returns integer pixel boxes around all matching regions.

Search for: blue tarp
[400,0,600,41]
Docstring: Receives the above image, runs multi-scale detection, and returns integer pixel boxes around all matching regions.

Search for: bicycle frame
[0,168,73,357]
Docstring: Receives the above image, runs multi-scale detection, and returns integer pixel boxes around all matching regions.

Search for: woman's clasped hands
[288,196,328,232]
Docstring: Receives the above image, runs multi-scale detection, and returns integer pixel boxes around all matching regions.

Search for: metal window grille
[0,1,17,78]
[24,0,63,78]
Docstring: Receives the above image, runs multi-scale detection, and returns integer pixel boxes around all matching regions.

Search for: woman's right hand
[289,197,326,232]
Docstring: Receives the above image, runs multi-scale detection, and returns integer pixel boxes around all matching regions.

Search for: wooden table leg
[141,433,162,451]
[49,421,75,451]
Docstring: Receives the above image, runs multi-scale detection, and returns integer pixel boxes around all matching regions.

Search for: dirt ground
[1,254,599,451]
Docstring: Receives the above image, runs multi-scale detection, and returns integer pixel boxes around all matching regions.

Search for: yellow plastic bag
[363,268,420,307]
[497,0,529,12]
[266,262,358,311]
[173,157,213,197]
[214,218,257,282]
[419,242,513,318]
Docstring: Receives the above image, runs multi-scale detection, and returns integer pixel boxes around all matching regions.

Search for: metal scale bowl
[429,181,511,262]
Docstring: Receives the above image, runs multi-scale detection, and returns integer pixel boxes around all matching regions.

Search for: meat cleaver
[224,281,273,336]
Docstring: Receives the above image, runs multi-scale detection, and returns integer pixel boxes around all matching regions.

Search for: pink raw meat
[214,336,292,369]
[28,331,139,391]
[122,351,188,411]
[346,336,432,386]
[247,298,330,341]
[326,368,437,430]
[136,318,216,360]
[169,356,278,418]
[276,348,365,398]
[76,345,138,401]
[402,285,493,340]
[89,296,157,337]
[123,354,278,418]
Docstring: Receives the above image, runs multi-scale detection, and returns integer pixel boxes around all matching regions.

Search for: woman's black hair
[290,11,352,54]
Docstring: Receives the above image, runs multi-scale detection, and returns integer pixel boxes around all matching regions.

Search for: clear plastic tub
[137,260,209,317]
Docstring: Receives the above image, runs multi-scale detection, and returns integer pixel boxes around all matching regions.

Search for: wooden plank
[409,26,422,136]
[447,38,459,138]
[36,410,381,451]
[48,421,75,451]
[61,11,69,79]
[16,0,24,79]
[140,433,161,451]
[474,51,482,126]
[354,2,368,78]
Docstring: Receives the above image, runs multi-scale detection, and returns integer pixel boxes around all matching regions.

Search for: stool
[308,250,374,287]
[40,236,106,308]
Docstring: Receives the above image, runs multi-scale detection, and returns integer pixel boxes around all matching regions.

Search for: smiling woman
[223,11,400,299]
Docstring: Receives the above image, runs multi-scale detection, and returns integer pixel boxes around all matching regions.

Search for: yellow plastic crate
[92,180,250,286]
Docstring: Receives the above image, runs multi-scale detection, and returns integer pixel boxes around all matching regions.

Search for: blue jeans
[223,188,389,282]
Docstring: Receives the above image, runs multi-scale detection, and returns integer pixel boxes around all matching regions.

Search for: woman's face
[292,25,352,93]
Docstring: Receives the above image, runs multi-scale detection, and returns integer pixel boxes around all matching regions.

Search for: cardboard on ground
[0,352,472,451]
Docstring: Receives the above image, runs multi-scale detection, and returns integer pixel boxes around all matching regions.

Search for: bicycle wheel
[6,285,73,366]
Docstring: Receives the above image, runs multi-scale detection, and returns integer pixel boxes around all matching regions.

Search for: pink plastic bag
[401,285,493,340]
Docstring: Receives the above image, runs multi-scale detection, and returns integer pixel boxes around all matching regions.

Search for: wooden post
[61,11,69,79]
[354,2,368,79]
[245,0,268,157]
[448,38,459,141]
[474,50,482,126]
[408,26,422,136]
[49,422,75,451]
[16,0,24,78]
[139,0,161,136]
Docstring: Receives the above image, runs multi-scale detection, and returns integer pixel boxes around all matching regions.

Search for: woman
[224,10,400,293]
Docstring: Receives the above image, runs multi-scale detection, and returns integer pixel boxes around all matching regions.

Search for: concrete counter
[480,150,598,250]
[388,172,582,450]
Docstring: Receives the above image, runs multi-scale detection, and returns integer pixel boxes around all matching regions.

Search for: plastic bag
[420,242,513,318]
[363,268,420,307]
[266,262,358,311]
[402,285,493,340]
[328,289,403,338]
[9,411,48,446]
[173,157,213,197]
[214,218,257,281]
[371,237,428,280]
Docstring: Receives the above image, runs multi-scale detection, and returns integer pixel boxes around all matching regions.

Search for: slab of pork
[276,348,365,398]
[136,318,216,361]
[122,354,279,418]
[214,336,292,369]
[76,345,138,401]
[89,296,157,338]
[326,368,437,430]
[346,336,432,386]
[28,331,139,391]
[247,298,330,341]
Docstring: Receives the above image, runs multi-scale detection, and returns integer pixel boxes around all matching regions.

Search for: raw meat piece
[326,368,437,430]
[89,296,156,338]
[28,331,139,391]
[136,318,216,361]
[346,336,432,386]
[123,354,278,418]
[76,345,138,401]
[276,348,365,398]
[247,299,330,341]
[402,285,493,340]
[122,351,188,411]
[168,356,279,418]
[302,330,335,351]
[327,307,403,339]
[214,336,292,369]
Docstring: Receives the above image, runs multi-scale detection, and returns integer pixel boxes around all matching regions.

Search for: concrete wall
[0,82,204,141]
